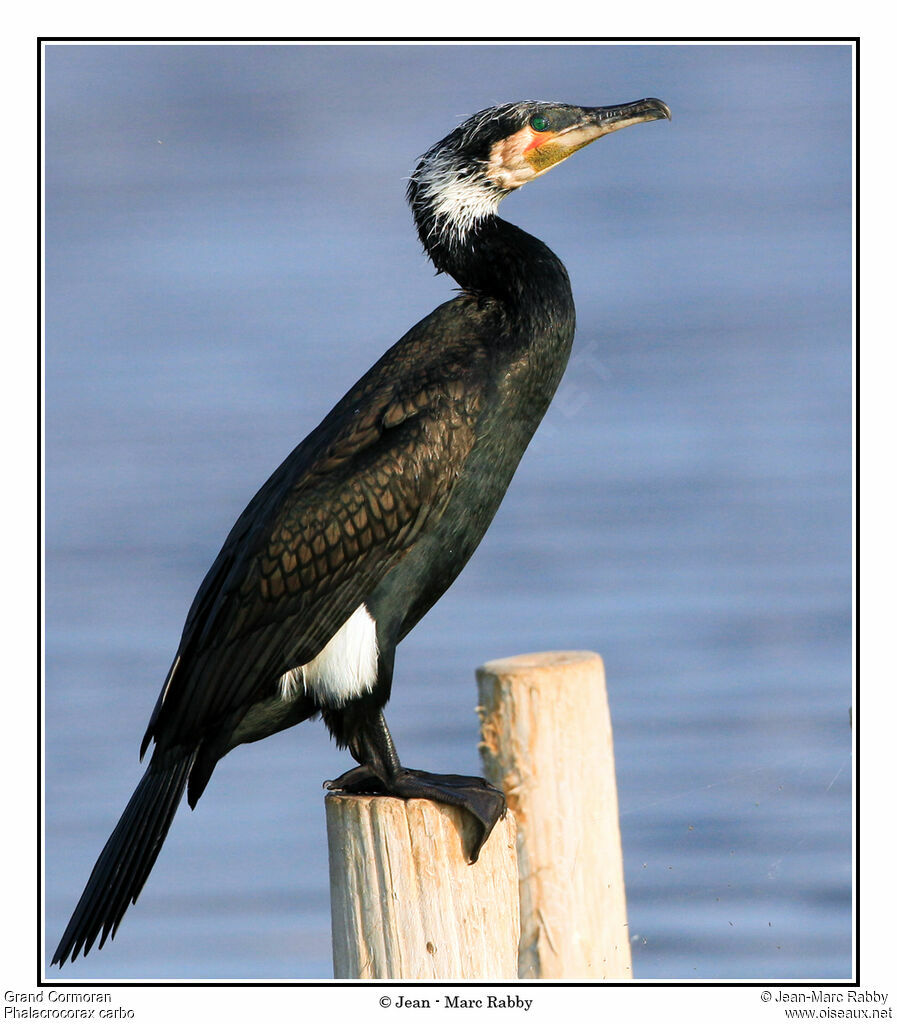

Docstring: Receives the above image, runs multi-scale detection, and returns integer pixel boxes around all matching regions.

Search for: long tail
[52,752,195,966]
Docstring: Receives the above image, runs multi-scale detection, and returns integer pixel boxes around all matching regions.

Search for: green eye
[530,114,551,133]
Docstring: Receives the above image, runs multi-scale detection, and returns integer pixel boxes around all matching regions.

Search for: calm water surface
[44,43,852,980]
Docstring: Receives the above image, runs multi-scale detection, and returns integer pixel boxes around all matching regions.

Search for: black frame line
[37,33,859,991]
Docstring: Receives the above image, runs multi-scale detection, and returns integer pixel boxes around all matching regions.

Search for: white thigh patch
[278,604,379,706]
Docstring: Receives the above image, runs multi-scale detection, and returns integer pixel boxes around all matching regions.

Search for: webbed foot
[326,765,506,863]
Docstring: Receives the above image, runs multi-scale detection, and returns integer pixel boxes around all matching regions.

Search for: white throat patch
[411,149,503,245]
[278,604,379,706]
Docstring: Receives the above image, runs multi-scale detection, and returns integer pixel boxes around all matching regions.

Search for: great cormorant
[52,97,670,966]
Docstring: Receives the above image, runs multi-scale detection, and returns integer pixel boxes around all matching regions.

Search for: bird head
[407,98,671,247]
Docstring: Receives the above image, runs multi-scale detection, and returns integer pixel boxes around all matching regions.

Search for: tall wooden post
[476,650,632,979]
[326,793,519,979]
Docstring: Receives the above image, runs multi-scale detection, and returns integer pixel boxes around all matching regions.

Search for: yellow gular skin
[486,124,606,189]
[526,114,654,173]
[525,132,593,173]
[485,109,665,191]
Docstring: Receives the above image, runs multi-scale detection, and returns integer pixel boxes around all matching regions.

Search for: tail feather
[52,753,195,966]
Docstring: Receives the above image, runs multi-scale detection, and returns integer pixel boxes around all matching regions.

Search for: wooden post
[326,793,519,979]
[476,651,632,980]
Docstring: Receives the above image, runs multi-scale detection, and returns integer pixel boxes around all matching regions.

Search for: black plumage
[53,97,670,966]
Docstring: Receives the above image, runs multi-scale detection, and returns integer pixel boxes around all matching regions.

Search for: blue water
[43,43,852,980]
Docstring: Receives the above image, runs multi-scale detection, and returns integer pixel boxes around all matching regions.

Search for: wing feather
[143,299,493,753]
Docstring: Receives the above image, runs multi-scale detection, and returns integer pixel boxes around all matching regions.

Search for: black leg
[325,709,506,863]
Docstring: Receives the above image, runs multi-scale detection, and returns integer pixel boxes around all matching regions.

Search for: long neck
[415,206,575,330]
[413,203,578,434]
